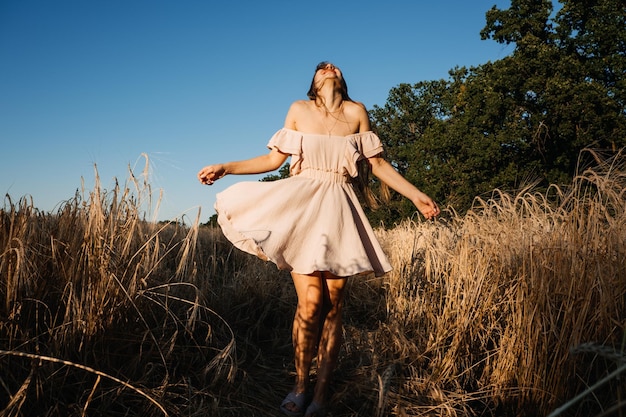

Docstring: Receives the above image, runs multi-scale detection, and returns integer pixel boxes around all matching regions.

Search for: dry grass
[1,149,625,416]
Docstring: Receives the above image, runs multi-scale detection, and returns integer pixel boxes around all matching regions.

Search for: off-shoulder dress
[215,128,392,277]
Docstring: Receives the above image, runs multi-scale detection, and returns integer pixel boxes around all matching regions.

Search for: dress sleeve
[266,128,304,175]
[344,131,384,177]
[267,128,302,155]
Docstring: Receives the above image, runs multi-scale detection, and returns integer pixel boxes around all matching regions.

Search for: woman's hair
[349,102,390,209]
[307,61,351,101]
[354,150,390,210]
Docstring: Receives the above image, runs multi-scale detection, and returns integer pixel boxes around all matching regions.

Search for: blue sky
[0,0,515,223]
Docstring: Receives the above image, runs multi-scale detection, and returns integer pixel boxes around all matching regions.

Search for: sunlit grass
[1,149,624,416]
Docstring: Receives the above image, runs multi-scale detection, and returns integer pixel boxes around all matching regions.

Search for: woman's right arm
[197,148,288,185]
[199,101,302,185]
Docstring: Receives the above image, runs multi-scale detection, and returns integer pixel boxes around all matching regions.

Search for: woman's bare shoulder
[345,100,367,111]
[285,100,313,128]
[290,100,316,116]
[289,100,312,110]
[343,101,371,131]
[344,100,369,118]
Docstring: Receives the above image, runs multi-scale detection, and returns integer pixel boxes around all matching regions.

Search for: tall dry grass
[1,149,625,416]
[0,161,241,416]
[372,149,626,416]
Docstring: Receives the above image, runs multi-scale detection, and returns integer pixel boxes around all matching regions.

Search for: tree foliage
[369,0,626,225]
[260,163,291,182]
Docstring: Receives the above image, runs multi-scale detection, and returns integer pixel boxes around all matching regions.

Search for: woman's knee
[324,297,344,321]
[325,284,346,316]
[297,288,324,323]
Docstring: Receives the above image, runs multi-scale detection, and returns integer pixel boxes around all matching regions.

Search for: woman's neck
[316,84,344,112]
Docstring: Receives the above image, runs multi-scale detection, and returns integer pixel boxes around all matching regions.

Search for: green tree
[260,162,290,182]
[481,0,626,179]
[555,0,626,113]
[370,0,626,224]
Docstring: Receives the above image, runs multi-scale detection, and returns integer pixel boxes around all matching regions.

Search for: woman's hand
[197,164,226,185]
[412,190,440,219]
[368,157,440,219]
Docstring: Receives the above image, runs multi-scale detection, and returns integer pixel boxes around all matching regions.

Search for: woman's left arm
[356,103,439,218]
[368,156,440,219]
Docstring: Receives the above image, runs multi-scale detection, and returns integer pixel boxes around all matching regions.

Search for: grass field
[1,150,625,416]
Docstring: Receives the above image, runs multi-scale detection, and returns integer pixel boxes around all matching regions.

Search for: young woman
[197,62,439,417]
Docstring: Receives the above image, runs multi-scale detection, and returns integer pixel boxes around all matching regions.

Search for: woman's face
[314,62,343,88]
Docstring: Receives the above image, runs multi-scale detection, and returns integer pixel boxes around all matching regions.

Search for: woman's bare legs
[285,271,347,413]
[311,271,346,407]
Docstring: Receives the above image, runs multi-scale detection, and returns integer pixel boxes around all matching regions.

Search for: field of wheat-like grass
[1,150,625,416]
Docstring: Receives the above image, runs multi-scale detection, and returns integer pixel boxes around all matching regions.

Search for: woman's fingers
[418,200,440,219]
[198,166,215,185]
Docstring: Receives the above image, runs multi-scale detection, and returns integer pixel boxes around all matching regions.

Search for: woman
[197,62,439,417]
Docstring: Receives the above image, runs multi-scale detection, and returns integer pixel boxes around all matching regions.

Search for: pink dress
[215,128,392,277]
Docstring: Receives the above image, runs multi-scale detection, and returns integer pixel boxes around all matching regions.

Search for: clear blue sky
[0,0,514,223]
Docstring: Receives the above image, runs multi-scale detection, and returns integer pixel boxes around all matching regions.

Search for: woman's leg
[284,271,324,413]
[286,271,347,413]
[291,271,325,392]
[311,271,347,407]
